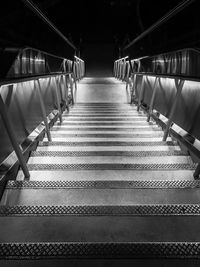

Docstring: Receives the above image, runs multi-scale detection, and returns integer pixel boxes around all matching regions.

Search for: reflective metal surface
[0,47,85,169]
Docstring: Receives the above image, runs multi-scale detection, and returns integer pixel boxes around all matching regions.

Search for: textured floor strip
[1,204,200,216]
[39,141,175,147]
[6,180,200,189]
[27,163,196,171]
[0,242,200,259]
[31,151,184,157]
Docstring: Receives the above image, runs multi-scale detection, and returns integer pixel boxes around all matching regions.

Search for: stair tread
[16,170,194,181]
[27,155,191,165]
[36,146,181,152]
[2,187,200,206]
[1,216,200,243]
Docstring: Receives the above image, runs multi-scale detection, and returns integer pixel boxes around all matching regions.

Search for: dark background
[0,0,200,75]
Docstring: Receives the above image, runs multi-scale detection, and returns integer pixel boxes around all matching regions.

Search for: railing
[0,47,85,181]
[114,48,200,179]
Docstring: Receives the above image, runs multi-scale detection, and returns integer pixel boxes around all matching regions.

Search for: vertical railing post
[0,94,30,178]
[36,79,52,142]
[194,163,200,180]
[137,74,145,111]
[147,76,158,122]
[55,76,63,123]
[162,78,184,141]
[130,73,137,104]
[69,73,74,105]
[64,74,69,111]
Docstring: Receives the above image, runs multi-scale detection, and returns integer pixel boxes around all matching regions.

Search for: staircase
[0,78,200,266]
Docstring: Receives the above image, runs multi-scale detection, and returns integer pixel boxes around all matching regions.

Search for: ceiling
[0,0,199,58]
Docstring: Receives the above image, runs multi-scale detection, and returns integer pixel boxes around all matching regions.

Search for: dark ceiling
[0,0,199,58]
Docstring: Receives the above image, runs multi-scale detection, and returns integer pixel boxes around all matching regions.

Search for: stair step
[0,215,200,243]
[43,137,172,142]
[50,129,162,134]
[48,133,163,138]
[27,163,195,171]
[63,117,147,121]
[60,121,154,125]
[63,114,145,117]
[39,141,175,146]
[6,180,200,189]
[16,169,194,181]
[37,145,180,152]
[52,125,159,130]
[28,155,191,165]
[1,187,200,206]
[31,150,184,157]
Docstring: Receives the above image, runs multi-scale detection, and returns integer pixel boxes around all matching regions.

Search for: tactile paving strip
[27,163,196,171]
[39,141,175,146]
[1,204,200,216]
[6,180,200,189]
[31,151,184,157]
[0,242,200,259]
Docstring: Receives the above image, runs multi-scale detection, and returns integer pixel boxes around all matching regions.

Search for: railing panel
[173,80,200,140]
[153,77,177,118]
[142,75,157,107]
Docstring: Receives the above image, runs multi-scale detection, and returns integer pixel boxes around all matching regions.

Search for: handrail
[0,72,73,87]
[0,47,85,180]
[114,48,200,80]
[124,0,196,51]
[21,0,77,51]
[113,48,200,178]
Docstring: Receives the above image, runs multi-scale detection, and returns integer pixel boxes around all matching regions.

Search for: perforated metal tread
[6,180,200,189]
[27,163,196,171]
[39,141,175,147]
[0,242,200,259]
[31,150,185,157]
[1,204,200,216]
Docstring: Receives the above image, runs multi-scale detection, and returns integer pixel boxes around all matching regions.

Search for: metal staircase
[0,78,200,265]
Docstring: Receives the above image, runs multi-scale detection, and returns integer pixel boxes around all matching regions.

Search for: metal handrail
[124,0,196,51]
[0,72,73,87]
[0,48,85,180]
[21,0,77,51]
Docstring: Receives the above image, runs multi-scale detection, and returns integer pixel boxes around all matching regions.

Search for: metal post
[162,79,184,141]
[64,74,69,111]
[194,163,200,180]
[137,75,145,111]
[55,76,63,123]
[69,73,74,105]
[130,74,137,104]
[36,79,52,142]
[0,94,30,178]
[147,77,158,122]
